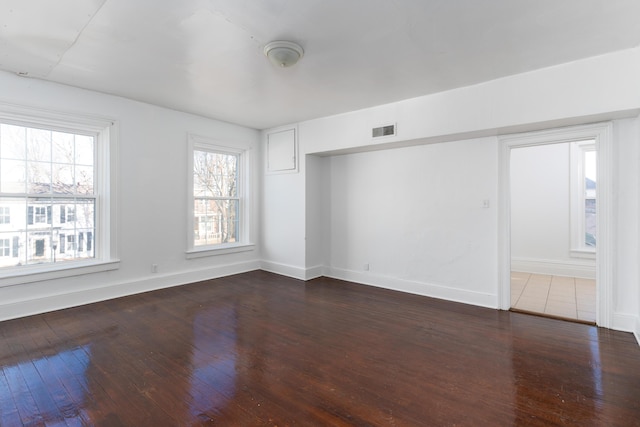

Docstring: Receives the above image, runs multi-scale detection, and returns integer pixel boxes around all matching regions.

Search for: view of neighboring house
[0,123,95,268]
[0,199,94,268]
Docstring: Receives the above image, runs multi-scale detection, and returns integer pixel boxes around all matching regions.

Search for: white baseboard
[260,260,308,280]
[304,265,325,280]
[635,317,640,347]
[325,267,498,309]
[0,260,261,322]
[511,257,596,279]
[611,312,638,334]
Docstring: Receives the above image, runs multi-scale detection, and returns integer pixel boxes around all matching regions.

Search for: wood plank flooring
[1,270,640,426]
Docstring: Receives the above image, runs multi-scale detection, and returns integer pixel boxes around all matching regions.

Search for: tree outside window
[192,149,239,246]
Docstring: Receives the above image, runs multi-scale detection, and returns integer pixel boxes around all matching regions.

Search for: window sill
[186,243,255,259]
[0,259,120,288]
[571,249,596,260]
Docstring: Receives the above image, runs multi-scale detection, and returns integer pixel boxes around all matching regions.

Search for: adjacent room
[1,1,640,425]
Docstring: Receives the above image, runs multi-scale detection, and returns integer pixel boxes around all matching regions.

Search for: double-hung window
[187,134,252,256]
[0,104,118,284]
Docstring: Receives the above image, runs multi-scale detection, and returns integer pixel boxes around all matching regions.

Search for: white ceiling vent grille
[372,124,396,138]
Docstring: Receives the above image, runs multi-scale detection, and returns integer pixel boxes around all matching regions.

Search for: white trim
[634,316,640,347]
[499,122,613,328]
[0,260,260,322]
[260,260,309,281]
[326,267,498,309]
[304,265,324,280]
[186,243,255,259]
[611,312,638,334]
[510,257,595,279]
[0,259,120,287]
[186,133,253,253]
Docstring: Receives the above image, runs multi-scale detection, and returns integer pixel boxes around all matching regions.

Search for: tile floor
[510,272,596,323]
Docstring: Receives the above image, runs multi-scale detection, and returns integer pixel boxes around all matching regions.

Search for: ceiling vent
[372,124,396,138]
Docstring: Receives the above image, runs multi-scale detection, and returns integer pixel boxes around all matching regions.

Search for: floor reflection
[188,305,238,420]
[512,315,599,425]
[1,345,92,425]
[1,272,639,425]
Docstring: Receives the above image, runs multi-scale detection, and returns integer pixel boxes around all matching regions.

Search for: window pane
[26,128,51,162]
[585,151,596,197]
[194,198,238,246]
[76,165,94,194]
[74,199,95,230]
[27,161,51,193]
[193,150,238,198]
[52,131,74,164]
[75,135,94,166]
[1,159,26,193]
[1,124,27,160]
[52,163,74,193]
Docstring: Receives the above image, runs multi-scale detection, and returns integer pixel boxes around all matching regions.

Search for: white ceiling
[1,0,640,130]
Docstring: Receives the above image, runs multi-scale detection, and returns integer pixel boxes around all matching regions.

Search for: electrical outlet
[364,263,370,271]
[151,264,158,273]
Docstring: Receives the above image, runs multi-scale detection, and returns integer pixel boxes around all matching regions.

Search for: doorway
[509,142,596,323]
[498,123,613,328]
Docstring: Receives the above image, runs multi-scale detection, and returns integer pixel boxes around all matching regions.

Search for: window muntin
[0,105,116,283]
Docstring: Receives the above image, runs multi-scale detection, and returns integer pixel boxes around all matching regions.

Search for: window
[66,234,76,252]
[60,205,76,223]
[187,134,252,256]
[0,206,9,224]
[0,104,118,284]
[0,238,9,256]
[570,140,596,256]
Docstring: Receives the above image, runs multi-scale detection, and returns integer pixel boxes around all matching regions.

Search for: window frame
[186,134,254,258]
[0,103,119,286]
[570,140,597,258]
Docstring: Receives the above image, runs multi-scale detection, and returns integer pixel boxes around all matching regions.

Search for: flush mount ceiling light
[264,41,304,68]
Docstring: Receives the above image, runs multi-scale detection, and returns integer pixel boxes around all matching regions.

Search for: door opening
[509,142,596,323]
[498,122,613,328]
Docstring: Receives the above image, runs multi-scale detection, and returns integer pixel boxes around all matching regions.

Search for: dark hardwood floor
[1,271,639,426]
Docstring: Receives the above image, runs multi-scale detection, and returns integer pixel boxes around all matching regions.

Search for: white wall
[0,70,261,321]
[511,143,570,262]
[326,138,498,307]
[613,118,640,334]
[260,125,307,278]
[261,47,640,336]
[510,143,596,278]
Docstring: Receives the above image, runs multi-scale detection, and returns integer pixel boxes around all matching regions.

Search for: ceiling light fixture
[264,41,304,68]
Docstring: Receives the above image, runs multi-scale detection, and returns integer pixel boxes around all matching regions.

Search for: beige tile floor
[510,272,596,323]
